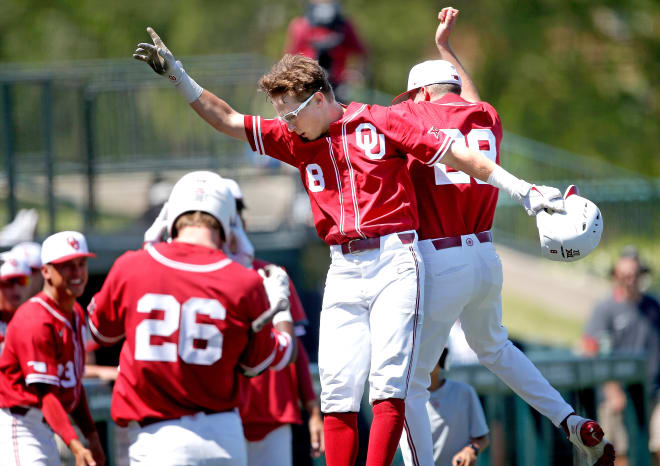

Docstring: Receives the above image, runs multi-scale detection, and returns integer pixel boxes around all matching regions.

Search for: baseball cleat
[566,415,615,465]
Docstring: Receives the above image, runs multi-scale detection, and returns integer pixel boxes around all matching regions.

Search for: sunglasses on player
[278,90,321,124]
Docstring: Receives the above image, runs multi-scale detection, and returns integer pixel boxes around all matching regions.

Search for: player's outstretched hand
[70,438,99,466]
[522,185,566,216]
[134,27,186,84]
[436,7,459,49]
[452,444,478,465]
[143,202,169,245]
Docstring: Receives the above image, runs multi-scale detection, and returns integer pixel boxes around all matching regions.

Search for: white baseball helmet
[535,185,603,262]
[166,171,236,240]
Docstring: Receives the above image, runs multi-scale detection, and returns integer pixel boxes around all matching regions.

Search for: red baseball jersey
[244,101,454,245]
[87,241,293,427]
[0,293,86,413]
[408,93,502,240]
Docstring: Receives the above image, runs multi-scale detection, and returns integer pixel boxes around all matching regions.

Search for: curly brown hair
[258,54,333,101]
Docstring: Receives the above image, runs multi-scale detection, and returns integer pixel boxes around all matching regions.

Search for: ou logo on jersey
[355,123,385,160]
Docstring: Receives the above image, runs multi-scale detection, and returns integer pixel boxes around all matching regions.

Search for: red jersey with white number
[244,101,454,245]
[87,242,293,427]
[407,93,502,240]
[0,293,86,413]
[239,259,316,440]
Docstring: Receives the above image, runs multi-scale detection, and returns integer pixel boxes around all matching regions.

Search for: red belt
[340,232,416,255]
[431,231,492,251]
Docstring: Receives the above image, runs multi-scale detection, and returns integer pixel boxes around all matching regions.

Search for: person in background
[0,231,105,465]
[11,241,44,300]
[224,178,325,465]
[0,253,31,352]
[284,0,367,99]
[426,348,489,466]
[584,247,660,466]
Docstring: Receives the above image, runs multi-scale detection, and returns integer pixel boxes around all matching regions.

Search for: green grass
[502,291,584,349]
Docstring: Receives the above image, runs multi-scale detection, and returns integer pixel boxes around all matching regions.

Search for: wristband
[487,165,531,201]
[469,443,480,456]
[272,309,293,325]
[175,73,204,104]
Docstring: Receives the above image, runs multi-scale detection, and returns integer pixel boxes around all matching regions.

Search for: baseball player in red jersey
[11,241,45,301]
[87,171,296,465]
[133,29,563,466]
[223,179,325,465]
[0,231,105,466]
[0,253,31,351]
[397,8,615,466]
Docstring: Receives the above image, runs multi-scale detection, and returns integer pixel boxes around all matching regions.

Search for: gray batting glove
[521,185,565,216]
[143,202,169,245]
[133,27,203,103]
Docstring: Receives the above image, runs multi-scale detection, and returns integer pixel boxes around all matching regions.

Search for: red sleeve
[41,391,78,445]
[383,102,454,166]
[70,389,97,438]
[240,327,293,377]
[244,115,297,166]
[87,258,126,346]
[10,315,61,387]
[296,342,316,403]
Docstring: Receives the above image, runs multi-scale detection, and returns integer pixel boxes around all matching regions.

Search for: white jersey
[427,379,489,466]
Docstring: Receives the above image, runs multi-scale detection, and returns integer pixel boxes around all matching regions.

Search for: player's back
[406,93,503,240]
[88,241,273,426]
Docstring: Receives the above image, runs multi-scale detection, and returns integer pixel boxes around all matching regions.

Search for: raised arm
[133,27,247,141]
[435,8,480,103]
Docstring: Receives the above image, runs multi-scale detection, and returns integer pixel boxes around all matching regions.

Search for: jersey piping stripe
[31,297,72,331]
[88,318,125,344]
[25,373,60,386]
[326,137,346,236]
[341,104,368,239]
[252,116,265,155]
[146,244,232,273]
[425,136,453,167]
[403,419,421,466]
[269,333,293,371]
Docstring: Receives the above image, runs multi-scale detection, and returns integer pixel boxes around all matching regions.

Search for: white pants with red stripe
[246,424,292,466]
[399,235,575,466]
[128,410,247,465]
[0,407,59,466]
[318,230,424,413]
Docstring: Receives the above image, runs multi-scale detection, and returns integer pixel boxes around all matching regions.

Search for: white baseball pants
[0,407,59,466]
[399,234,574,466]
[246,424,292,466]
[319,231,424,413]
[128,410,247,465]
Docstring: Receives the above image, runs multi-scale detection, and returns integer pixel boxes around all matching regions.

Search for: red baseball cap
[41,231,96,265]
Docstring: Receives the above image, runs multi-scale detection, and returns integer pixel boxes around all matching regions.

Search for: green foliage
[1,0,659,175]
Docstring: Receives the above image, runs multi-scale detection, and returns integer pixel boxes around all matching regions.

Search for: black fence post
[2,82,16,223]
[42,80,56,234]
[83,89,96,230]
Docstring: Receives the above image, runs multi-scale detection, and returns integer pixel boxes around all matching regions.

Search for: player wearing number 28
[398,8,614,466]
[133,27,562,466]
[0,231,105,465]
[87,171,296,465]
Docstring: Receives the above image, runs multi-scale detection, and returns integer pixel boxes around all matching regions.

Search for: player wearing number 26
[0,231,105,466]
[87,171,296,465]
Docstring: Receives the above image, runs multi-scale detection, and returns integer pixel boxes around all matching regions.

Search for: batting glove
[521,185,565,216]
[133,27,203,103]
[258,265,292,324]
[143,202,169,245]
